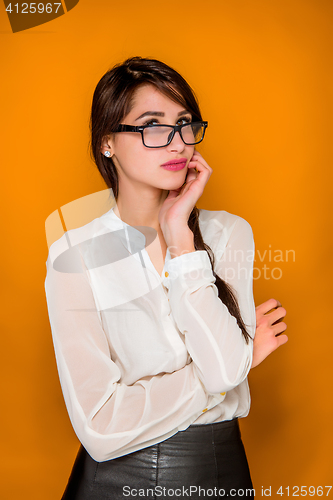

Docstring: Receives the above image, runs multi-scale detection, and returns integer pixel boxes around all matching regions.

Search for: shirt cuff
[163,250,215,289]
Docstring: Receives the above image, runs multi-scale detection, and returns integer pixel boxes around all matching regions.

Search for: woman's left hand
[158,151,212,245]
[251,298,288,369]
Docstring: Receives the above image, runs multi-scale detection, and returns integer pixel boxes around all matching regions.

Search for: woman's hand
[159,150,212,226]
[158,151,212,253]
[251,298,288,369]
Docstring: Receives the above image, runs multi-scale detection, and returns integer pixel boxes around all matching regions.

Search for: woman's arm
[45,242,217,463]
[163,214,255,395]
[158,152,255,395]
[251,298,288,368]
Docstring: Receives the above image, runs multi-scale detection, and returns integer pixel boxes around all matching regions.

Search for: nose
[166,130,185,152]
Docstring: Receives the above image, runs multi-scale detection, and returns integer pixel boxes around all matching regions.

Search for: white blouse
[44,207,256,462]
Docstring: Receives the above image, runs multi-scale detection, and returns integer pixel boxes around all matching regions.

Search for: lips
[161,158,187,166]
[161,158,187,171]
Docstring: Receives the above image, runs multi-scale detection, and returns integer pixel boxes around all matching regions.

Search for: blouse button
[202,408,208,412]
[165,271,169,277]
[220,392,226,396]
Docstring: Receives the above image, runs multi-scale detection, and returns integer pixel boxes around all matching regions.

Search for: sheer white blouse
[44,207,256,462]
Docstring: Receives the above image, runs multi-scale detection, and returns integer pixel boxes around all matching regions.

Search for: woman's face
[104,84,195,193]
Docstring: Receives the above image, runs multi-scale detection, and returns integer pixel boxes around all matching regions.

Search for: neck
[114,184,169,232]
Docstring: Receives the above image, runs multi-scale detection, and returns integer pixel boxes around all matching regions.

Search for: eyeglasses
[115,121,208,148]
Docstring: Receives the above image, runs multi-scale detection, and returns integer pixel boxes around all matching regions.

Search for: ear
[100,135,113,157]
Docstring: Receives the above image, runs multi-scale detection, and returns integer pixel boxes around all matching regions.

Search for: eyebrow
[135,110,190,122]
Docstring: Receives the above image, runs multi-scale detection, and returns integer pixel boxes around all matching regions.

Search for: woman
[45,56,288,499]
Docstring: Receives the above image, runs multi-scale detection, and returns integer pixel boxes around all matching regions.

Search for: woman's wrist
[166,229,195,259]
[169,244,196,259]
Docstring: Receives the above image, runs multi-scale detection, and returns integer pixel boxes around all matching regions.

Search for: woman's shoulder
[198,208,252,232]
[198,208,253,252]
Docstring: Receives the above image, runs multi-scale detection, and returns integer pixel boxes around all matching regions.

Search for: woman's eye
[143,119,159,126]
[177,117,191,125]
[143,117,192,127]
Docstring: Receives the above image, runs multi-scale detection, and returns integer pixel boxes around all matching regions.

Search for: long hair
[90,56,251,343]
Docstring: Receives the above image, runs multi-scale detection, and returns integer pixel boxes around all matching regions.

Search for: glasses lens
[142,123,206,147]
[143,126,174,147]
[181,123,205,145]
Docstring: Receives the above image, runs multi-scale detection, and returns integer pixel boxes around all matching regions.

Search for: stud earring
[104,151,111,158]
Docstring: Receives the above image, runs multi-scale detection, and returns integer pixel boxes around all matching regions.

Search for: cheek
[113,138,145,168]
[114,142,159,175]
[187,146,195,160]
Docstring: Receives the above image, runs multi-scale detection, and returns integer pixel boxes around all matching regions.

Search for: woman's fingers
[273,321,288,337]
[188,152,213,173]
[252,298,288,368]
[184,165,198,184]
[185,156,212,195]
[275,334,289,346]
[159,152,213,242]
[256,303,287,336]
[171,152,212,204]
[268,307,287,325]
[255,298,282,316]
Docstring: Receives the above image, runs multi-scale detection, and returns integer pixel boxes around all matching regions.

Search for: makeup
[161,158,187,171]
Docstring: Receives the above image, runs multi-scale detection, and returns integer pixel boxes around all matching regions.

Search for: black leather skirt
[61,418,254,499]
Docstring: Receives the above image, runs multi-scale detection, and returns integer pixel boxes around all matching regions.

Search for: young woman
[45,57,288,499]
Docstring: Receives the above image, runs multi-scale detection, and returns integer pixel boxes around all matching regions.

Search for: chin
[163,173,187,187]
[161,181,186,192]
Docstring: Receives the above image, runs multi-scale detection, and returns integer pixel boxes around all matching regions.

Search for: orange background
[1,1,332,498]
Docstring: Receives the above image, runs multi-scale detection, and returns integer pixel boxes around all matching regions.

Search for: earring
[104,151,111,158]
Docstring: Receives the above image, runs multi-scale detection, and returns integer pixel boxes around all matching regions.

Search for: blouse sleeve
[164,213,256,395]
[44,239,215,463]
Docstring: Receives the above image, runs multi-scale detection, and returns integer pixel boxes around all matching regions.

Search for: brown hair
[90,56,251,343]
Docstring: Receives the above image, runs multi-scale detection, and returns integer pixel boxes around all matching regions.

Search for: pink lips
[161,158,187,171]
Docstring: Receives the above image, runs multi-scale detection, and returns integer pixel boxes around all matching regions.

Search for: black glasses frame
[115,121,208,148]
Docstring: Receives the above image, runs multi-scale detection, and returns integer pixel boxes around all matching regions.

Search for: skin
[101,84,288,368]
[101,84,196,237]
[252,299,288,368]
